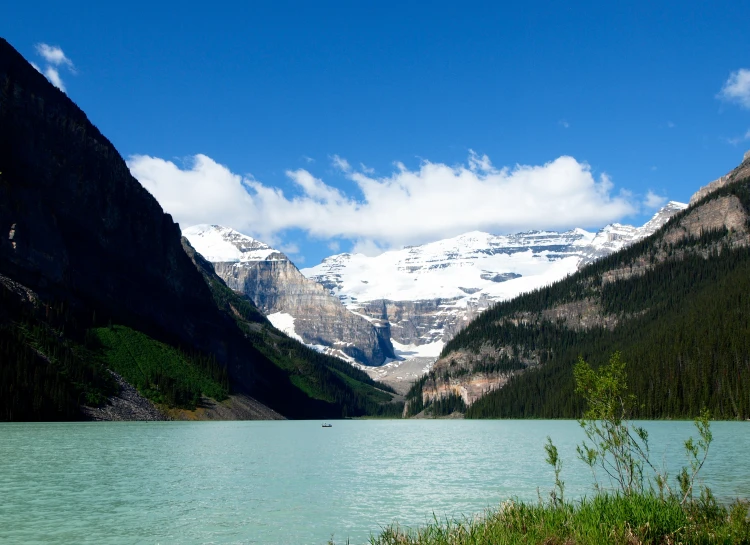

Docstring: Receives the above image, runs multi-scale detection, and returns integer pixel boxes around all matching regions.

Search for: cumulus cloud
[34,43,75,91]
[643,190,667,209]
[718,68,750,109]
[129,154,258,228]
[129,152,638,253]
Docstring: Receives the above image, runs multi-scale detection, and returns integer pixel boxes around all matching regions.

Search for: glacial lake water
[1,420,749,545]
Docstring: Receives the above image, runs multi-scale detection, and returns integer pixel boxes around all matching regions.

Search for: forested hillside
[407,158,750,419]
[0,37,401,421]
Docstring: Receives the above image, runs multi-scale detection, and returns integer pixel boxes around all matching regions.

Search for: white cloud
[643,190,666,209]
[302,155,315,164]
[467,149,494,173]
[44,67,65,91]
[328,241,340,252]
[718,68,750,109]
[559,119,570,129]
[34,43,74,92]
[30,62,41,73]
[35,43,74,68]
[129,154,258,228]
[129,152,638,253]
[331,154,351,172]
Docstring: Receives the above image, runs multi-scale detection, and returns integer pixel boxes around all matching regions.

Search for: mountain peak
[182,224,281,262]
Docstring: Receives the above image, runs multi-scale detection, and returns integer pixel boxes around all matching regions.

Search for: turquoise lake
[1,420,749,544]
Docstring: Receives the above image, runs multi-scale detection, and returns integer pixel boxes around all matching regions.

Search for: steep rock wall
[212,259,394,365]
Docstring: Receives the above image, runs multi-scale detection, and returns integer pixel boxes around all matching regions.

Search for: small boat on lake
[322,423,332,428]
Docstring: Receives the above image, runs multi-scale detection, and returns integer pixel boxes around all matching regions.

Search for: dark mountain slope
[406,157,750,420]
[0,37,400,420]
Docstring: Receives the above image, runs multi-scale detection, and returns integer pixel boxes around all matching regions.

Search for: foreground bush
[368,493,750,545]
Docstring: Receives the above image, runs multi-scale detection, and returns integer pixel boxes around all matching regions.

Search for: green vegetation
[367,494,750,545]
[93,325,228,409]
[465,244,750,419]
[356,355,750,545]
[0,292,117,421]
[426,393,467,417]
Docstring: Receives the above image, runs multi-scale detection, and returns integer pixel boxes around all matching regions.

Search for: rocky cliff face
[689,153,750,205]
[0,38,231,360]
[183,225,394,365]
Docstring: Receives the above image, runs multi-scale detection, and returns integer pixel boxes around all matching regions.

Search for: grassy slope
[93,325,228,409]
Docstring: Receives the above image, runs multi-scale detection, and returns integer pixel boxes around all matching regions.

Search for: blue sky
[4,1,750,265]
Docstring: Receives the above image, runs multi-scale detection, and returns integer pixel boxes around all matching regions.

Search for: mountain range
[182,203,687,394]
[303,201,686,356]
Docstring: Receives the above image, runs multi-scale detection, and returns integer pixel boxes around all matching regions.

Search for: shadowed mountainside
[0,37,400,420]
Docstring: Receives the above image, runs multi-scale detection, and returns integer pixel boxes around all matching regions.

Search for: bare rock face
[414,345,531,411]
[664,195,748,245]
[356,296,493,346]
[689,152,750,204]
[183,225,394,366]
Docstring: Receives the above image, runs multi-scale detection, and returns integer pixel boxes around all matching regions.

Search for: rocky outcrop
[183,225,394,365]
[417,344,534,408]
[81,372,168,421]
[355,296,493,346]
[689,152,750,204]
[664,195,748,245]
[421,372,512,407]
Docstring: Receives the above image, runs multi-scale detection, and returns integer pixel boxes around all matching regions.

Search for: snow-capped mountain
[301,202,687,357]
[182,224,283,262]
[580,201,689,264]
[183,225,394,366]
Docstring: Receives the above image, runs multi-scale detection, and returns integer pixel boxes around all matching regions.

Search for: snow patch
[267,312,304,342]
[391,339,445,359]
